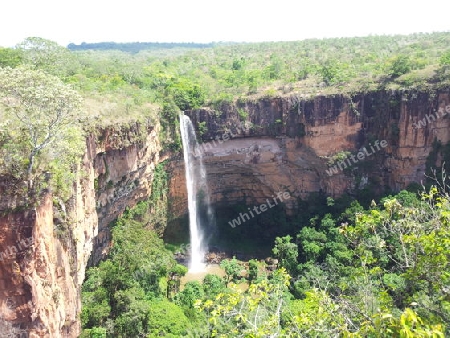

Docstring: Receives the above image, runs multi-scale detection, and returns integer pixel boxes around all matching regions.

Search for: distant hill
[67,41,216,53]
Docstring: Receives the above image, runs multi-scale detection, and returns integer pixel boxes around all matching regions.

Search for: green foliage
[169,79,205,110]
[439,50,450,66]
[159,100,182,151]
[339,200,364,223]
[81,202,185,336]
[46,32,450,126]
[197,121,208,136]
[0,66,84,199]
[389,55,412,77]
[195,268,291,337]
[147,299,191,337]
[150,162,169,202]
[202,274,226,298]
[272,235,298,275]
[318,59,345,85]
[282,289,347,336]
[326,196,335,206]
[220,256,243,283]
[146,161,170,234]
[79,327,107,338]
[341,187,449,330]
[175,281,204,309]
[113,287,150,336]
[81,270,111,328]
[297,227,327,261]
[0,47,23,68]
[47,126,86,200]
[6,33,445,146]
[237,108,249,121]
[286,187,449,335]
[327,151,352,165]
[248,259,259,282]
[346,307,445,337]
[16,37,78,77]
[7,32,450,337]
[80,185,450,336]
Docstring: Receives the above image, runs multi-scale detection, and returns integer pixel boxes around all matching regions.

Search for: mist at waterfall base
[180,114,215,272]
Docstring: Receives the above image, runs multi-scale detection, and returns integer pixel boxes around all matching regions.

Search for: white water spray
[180,114,213,272]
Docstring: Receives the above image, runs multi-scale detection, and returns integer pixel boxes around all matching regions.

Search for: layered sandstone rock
[169,90,450,216]
[0,121,162,337]
[1,89,449,336]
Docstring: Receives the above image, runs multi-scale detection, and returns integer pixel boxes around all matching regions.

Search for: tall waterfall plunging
[180,114,214,272]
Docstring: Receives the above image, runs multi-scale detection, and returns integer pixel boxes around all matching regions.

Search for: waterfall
[180,114,213,272]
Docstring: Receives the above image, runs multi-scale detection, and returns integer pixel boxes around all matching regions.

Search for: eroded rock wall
[89,123,162,265]
[0,121,162,337]
[169,90,450,216]
[1,89,449,336]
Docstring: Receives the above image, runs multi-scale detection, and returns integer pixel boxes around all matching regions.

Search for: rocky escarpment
[0,88,449,336]
[89,123,163,265]
[0,121,162,337]
[169,90,450,216]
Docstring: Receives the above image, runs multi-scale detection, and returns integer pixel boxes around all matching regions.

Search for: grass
[82,95,159,127]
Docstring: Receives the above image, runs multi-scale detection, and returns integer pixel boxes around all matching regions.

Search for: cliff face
[169,90,450,214]
[0,166,97,336]
[89,123,162,265]
[0,89,449,336]
[0,122,162,337]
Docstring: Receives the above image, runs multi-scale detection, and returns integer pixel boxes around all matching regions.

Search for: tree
[175,281,204,308]
[147,299,190,336]
[389,55,412,77]
[168,78,205,110]
[16,37,76,77]
[297,227,327,262]
[81,204,180,335]
[195,268,291,337]
[220,256,242,283]
[202,274,226,298]
[272,235,298,274]
[439,50,450,76]
[0,47,23,68]
[248,259,259,282]
[318,59,341,85]
[340,187,450,328]
[439,50,450,67]
[0,67,83,188]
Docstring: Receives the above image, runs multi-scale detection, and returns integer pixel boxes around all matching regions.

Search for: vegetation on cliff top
[2,33,450,126]
[0,65,85,201]
[1,33,449,199]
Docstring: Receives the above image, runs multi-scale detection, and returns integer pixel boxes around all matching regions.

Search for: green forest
[80,185,450,337]
[0,33,450,337]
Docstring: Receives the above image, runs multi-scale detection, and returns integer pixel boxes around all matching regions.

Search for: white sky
[1,0,449,47]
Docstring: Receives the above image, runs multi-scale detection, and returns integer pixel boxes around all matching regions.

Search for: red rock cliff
[1,89,449,336]
[0,121,162,337]
[169,90,450,215]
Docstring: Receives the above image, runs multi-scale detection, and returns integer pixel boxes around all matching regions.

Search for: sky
[1,0,449,47]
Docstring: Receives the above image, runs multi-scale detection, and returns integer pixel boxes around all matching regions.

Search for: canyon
[0,89,449,336]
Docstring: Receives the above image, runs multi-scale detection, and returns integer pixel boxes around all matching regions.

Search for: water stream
[179,114,213,272]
